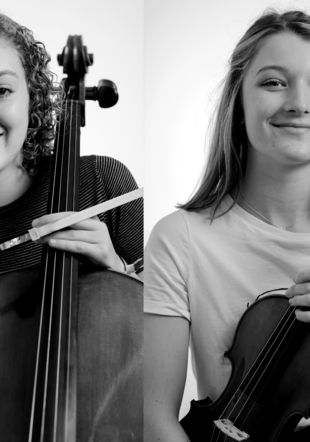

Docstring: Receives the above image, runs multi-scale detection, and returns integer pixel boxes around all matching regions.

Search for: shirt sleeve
[144,210,190,321]
[92,156,143,265]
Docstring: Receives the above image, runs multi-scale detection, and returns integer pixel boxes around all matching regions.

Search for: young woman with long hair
[144,9,310,441]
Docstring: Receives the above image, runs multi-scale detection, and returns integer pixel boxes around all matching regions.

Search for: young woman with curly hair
[145,9,310,442]
[0,13,143,274]
[0,12,143,440]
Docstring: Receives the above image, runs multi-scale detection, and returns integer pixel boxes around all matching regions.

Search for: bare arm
[144,314,190,442]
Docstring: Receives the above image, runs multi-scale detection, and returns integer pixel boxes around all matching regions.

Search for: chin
[280,152,310,166]
[271,142,310,165]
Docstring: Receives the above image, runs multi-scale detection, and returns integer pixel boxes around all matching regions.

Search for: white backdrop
[144,0,310,417]
[0,0,144,186]
[5,0,310,421]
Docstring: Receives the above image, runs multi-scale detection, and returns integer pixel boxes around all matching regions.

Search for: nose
[283,82,310,114]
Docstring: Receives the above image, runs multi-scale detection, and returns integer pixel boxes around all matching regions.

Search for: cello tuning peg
[86,79,119,108]
[97,79,118,108]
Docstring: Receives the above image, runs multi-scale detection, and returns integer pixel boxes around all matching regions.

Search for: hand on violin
[286,268,310,323]
[32,212,124,271]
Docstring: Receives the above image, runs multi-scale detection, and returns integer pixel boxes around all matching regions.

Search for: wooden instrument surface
[0,267,143,442]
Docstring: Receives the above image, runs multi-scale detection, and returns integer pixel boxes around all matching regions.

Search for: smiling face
[0,38,29,175]
[242,31,310,167]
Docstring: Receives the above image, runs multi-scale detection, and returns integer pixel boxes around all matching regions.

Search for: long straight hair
[180,10,310,218]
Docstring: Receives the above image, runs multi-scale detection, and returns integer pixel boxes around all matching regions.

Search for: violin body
[0,267,142,442]
[181,295,310,441]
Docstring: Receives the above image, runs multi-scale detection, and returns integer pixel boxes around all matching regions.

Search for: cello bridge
[213,419,250,441]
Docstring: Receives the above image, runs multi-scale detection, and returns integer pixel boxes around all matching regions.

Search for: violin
[0,36,142,441]
[181,293,310,441]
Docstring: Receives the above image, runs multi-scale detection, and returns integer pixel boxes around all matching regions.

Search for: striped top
[0,155,143,274]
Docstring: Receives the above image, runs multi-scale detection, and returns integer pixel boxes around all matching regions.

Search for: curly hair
[180,9,310,218]
[0,13,62,175]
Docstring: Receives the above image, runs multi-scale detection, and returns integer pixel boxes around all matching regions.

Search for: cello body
[181,295,310,442]
[0,267,143,442]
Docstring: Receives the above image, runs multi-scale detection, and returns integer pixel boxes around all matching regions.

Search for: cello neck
[28,98,81,442]
[49,98,81,214]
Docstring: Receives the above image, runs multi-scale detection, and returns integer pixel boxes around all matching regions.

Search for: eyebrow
[0,70,18,78]
[256,65,289,76]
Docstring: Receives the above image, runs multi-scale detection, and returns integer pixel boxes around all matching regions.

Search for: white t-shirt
[144,197,310,401]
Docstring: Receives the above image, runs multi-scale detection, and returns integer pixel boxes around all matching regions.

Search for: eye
[0,87,11,97]
[261,79,287,89]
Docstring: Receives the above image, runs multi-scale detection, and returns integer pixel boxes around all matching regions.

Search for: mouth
[271,123,310,129]
[270,122,310,135]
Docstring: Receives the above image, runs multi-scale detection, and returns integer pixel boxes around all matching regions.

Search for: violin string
[234,306,297,432]
[212,294,298,439]
[215,302,297,440]
[228,305,296,422]
[210,302,293,441]
[213,305,296,442]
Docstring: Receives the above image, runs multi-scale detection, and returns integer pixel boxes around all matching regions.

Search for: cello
[0,36,142,441]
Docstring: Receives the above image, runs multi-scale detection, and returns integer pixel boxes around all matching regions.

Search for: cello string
[64,98,78,439]
[39,96,71,441]
[65,98,80,441]
[53,97,77,441]
[46,96,70,442]
[52,96,71,440]
[28,94,66,441]
[44,98,67,442]
[62,97,79,440]
[55,96,70,438]
[27,253,55,441]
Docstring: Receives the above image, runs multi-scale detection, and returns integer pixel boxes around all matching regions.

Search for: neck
[0,166,32,207]
[240,152,310,231]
